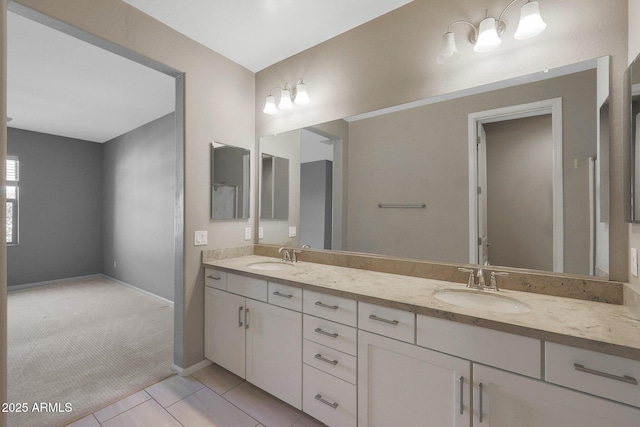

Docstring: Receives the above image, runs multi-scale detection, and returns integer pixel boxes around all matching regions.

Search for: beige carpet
[7,277,174,427]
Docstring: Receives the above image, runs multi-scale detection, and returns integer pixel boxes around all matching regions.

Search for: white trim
[7,274,102,291]
[172,359,212,377]
[101,274,175,307]
[468,98,564,272]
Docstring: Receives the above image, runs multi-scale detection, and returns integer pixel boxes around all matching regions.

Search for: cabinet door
[204,288,246,378]
[246,299,302,410]
[473,364,640,427]
[358,331,471,427]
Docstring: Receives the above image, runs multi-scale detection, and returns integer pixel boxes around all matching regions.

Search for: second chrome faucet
[458,267,508,292]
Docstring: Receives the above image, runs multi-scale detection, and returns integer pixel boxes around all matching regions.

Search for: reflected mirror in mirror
[261,153,290,220]
[211,142,250,220]
[630,53,640,223]
[259,57,610,278]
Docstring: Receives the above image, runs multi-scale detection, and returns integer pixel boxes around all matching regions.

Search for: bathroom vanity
[203,253,640,427]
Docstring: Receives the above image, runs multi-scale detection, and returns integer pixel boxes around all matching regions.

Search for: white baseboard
[8,274,102,292]
[172,359,212,377]
[101,274,174,307]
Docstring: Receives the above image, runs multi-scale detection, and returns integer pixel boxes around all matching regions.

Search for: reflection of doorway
[300,129,334,249]
[480,115,554,271]
[469,98,563,272]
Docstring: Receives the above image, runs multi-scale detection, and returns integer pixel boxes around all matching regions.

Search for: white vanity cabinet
[204,274,302,409]
[358,330,471,427]
[473,364,640,427]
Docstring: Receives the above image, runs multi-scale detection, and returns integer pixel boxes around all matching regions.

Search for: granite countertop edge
[203,255,640,362]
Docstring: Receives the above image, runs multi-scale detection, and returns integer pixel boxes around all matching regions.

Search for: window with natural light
[6,157,19,245]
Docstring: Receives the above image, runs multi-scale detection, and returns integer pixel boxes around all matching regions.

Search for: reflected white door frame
[468,98,563,272]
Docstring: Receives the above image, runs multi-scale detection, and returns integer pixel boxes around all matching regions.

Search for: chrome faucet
[458,267,508,291]
[278,247,291,262]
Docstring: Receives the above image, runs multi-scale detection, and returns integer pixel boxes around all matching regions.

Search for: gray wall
[7,128,103,286]
[103,113,176,302]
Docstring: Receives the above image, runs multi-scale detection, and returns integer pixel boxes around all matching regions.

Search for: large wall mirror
[211,142,250,220]
[259,57,610,278]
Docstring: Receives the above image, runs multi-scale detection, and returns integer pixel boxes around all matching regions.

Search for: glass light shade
[474,17,502,53]
[263,95,278,115]
[294,83,310,105]
[514,1,547,40]
[436,32,459,64]
[279,89,293,110]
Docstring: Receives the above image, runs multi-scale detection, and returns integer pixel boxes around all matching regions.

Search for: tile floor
[66,363,325,427]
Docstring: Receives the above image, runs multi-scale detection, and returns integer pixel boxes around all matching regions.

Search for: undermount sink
[434,289,531,314]
[248,261,296,271]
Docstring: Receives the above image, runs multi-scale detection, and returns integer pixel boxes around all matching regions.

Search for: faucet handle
[292,249,302,263]
[488,271,509,292]
[458,268,475,288]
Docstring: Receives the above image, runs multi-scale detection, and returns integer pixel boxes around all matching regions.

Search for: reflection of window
[6,157,19,245]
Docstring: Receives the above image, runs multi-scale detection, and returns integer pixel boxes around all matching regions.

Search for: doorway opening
[468,98,563,272]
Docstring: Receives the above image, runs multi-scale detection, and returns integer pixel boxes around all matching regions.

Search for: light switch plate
[632,248,638,277]
[288,226,296,237]
[244,227,252,241]
[194,230,207,246]
[259,227,264,239]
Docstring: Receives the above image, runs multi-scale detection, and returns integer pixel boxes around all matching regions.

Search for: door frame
[468,98,563,272]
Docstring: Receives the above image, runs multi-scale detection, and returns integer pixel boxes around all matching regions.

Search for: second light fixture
[263,78,310,115]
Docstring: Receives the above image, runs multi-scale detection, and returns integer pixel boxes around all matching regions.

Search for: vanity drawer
[545,342,640,408]
[416,315,541,378]
[304,314,357,356]
[204,268,226,290]
[303,339,357,385]
[226,273,268,302]
[303,364,357,427]
[303,289,357,327]
[268,282,302,312]
[358,302,415,344]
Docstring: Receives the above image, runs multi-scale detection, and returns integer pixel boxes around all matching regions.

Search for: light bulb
[514,1,547,40]
[294,82,310,105]
[263,95,277,115]
[474,17,502,53]
[279,89,293,110]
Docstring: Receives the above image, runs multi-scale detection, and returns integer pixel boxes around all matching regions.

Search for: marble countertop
[204,255,640,361]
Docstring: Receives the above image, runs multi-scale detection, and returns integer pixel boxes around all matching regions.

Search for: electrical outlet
[245,227,252,241]
[288,226,297,237]
[194,230,208,246]
[259,227,264,239]
[632,248,638,277]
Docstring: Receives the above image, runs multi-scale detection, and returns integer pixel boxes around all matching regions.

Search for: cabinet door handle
[573,363,638,385]
[273,291,293,299]
[238,306,243,327]
[245,308,249,329]
[369,314,399,325]
[315,394,339,409]
[315,353,339,366]
[315,301,339,310]
[478,382,484,423]
[206,275,221,280]
[459,376,464,415]
[314,328,339,339]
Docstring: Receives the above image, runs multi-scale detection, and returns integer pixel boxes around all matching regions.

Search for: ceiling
[6,1,414,143]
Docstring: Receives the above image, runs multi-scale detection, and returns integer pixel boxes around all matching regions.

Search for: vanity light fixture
[263,78,310,115]
[436,0,547,64]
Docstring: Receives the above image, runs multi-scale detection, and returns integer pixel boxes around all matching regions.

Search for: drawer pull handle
[315,301,339,310]
[479,382,484,423]
[459,376,464,415]
[573,363,638,385]
[315,394,339,409]
[245,308,249,330]
[206,275,221,280]
[315,353,339,366]
[315,328,339,339]
[238,306,243,327]
[273,291,293,299]
[369,314,399,325]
